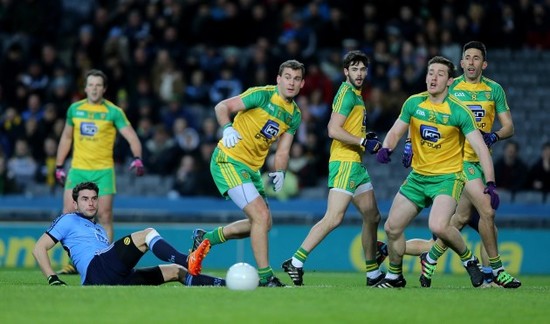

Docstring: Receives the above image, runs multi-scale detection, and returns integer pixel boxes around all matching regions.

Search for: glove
[361,132,381,154]
[402,138,413,168]
[129,157,145,176]
[376,148,392,164]
[222,123,242,148]
[483,181,500,210]
[479,130,499,148]
[48,275,67,286]
[268,170,285,192]
[55,166,66,186]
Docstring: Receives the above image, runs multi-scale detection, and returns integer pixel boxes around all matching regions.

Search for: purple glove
[129,157,145,176]
[479,130,499,148]
[376,148,392,164]
[361,132,382,154]
[402,138,413,168]
[483,181,500,210]
[55,166,66,186]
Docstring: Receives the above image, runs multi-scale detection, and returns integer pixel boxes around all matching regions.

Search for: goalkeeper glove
[55,166,66,186]
[402,138,413,168]
[222,123,242,148]
[48,275,67,286]
[268,170,285,192]
[479,130,499,148]
[483,181,500,210]
[361,132,382,154]
[129,157,145,176]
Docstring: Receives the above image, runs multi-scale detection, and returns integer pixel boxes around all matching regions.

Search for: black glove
[479,130,499,148]
[402,138,413,168]
[48,274,67,286]
[361,132,382,154]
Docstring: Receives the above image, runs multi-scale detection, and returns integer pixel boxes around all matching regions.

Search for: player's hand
[483,181,500,210]
[402,138,413,168]
[268,170,285,192]
[48,275,67,286]
[361,132,382,154]
[376,148,392,164]
[55,166,66,186]
[129,157,145,176]
[479,130,499,148]
[222,124,242,148]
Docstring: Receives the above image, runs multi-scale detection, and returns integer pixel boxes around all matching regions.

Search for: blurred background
[0,0,549,272]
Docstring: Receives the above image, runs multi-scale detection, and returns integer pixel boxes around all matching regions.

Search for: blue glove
[376,148,392,164]
[479,130,499,148]
[402,138,413,168]
[361,132,382,154]
[483,181,500,210]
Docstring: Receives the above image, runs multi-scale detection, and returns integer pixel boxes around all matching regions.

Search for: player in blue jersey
[33,182,223,286]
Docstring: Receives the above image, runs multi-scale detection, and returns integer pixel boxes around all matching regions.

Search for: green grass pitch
[1,268,550,323]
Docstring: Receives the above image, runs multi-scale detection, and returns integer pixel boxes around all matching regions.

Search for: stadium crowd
[0,0,549,199]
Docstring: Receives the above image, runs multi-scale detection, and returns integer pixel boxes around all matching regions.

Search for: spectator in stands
[35,136,58,190]
[144,124,178,176]
[525,142,550,201]
[7,138,37,192]
[494,140,528,194]
[170,155,201,197]
[0,153,19,195]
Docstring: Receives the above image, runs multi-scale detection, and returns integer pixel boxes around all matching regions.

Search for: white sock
[367,269,382,279]
[291,257,303,268]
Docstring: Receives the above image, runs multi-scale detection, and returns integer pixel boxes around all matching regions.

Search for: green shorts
[328,161,372,193]
[210,148,265,198]
[399,171,465,209]
[66,168,116,196]
[463,161,486,183]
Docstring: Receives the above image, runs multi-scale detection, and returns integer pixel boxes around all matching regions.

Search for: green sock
[459,248,473,263]
[293,247,309,263]
[258,266,274,283]
[365,259,379,272]
[428,242,447,262]
[489,255,503,270]
[203,227,226,246]
[388,262,402,276]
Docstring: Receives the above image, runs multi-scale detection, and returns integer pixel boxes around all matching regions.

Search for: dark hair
[278,60,305,77]
[463,41,487,61]
[427,56,456,78]
[85,69,108,87]
[72,182,99,202]
[343,50,369,69]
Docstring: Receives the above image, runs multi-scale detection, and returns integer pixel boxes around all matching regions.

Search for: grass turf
[1,268,550,323]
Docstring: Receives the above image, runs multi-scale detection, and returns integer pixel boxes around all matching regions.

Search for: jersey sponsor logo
[466,104,485,122]
[420,125,440,142]
[260,120,280,140]
[80,122,98,136]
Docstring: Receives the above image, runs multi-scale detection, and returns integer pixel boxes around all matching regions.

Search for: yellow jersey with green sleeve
[218,85,301,172]
[66,99,130,170]
[399,92,477,175]
[450,75,510,162]
[329,82,367,163]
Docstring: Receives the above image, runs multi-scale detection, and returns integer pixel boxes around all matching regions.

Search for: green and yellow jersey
[329,82,367,163]
[450,75,510,162]
[399,92,477,175]
[66,99,130,170]
[218,85,301,172]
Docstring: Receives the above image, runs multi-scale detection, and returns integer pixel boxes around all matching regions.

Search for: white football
[226,262,259,291]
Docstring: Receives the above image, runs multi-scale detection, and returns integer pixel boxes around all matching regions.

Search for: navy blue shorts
[83,235,145,285]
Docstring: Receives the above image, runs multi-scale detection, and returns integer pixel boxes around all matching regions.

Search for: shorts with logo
[328,161,372,194]
[83,235,144,285]
[210,147,265,198]
[399,171,465,209]
[66,168,116,196]
[462,161,486,183]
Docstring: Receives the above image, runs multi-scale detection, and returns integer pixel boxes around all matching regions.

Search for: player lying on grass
[33,181,223,286]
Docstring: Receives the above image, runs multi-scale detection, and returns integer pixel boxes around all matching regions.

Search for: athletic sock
[204,226,226,246]
[258,266,274,284]
[365,259,380,277]
[149,238,188,266]
[428,241,447,263]
[292,247,309,267]
[489,255,504,276]
[386,262,402,280]
[185,274,225,286]
[459,248,474,265]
